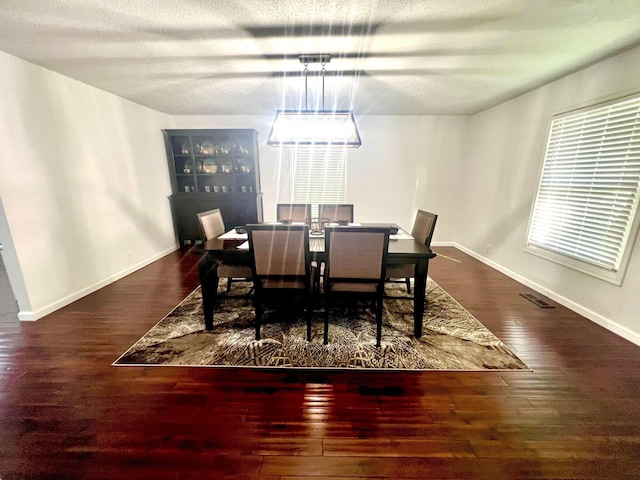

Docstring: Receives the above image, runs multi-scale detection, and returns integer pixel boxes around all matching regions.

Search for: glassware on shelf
[182,161,193,174]
[200,141,215,155]
[219,142,232,155]
[202,159,218,173]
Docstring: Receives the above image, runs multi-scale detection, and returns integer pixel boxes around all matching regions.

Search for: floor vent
[520,293,555,308]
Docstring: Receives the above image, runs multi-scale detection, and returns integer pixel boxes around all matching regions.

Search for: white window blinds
[527,93,640,284]
[291,147,347,215]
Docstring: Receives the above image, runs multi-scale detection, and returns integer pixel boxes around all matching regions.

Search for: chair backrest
[410,210,438,247]
[318,204,354,223]
[197,209,226,241]
[276,203,312,222]
[246,224,311,287]
[324,226,390,284]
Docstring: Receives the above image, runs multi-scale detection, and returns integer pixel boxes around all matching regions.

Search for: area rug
[114,279,529,371]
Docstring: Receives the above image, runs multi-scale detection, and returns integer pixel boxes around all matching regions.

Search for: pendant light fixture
[267,54,361,147]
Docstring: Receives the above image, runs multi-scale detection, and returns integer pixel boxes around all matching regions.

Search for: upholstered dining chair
[197,209,253,292]
[323,226,391,347]
[246,224,318,341]
[386,209,438,293]
[318,204,354,224]
[276,203,312,223]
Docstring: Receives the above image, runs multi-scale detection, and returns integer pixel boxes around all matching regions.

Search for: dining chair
[386,209,438,293]
[318,204,354,224]
[276,203,312,223]
[323,226,391,347]
[197,209,253,292]
[246,224,318,341]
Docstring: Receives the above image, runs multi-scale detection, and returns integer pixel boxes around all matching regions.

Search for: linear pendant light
[267,54,361,147]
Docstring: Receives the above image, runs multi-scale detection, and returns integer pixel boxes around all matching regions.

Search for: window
[290,146,348,215]
[526,93,640,285]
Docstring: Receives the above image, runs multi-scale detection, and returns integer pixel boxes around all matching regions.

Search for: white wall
[457,46,640,344]
[171,115,467,236]
[0,51,177,320]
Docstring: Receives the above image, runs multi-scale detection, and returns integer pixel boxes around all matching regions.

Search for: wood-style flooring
[1,246,639,479]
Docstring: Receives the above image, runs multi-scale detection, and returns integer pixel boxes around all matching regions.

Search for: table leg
[198,253,219,330]
[413,258,428,337]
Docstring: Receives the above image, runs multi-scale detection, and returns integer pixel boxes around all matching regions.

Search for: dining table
[198,223,436,338]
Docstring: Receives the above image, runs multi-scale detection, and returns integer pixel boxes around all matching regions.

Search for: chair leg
[254,293,263,341]
[405,277,411,294]
[306,300,312,342]
[226,278,233,292]
[375,298,383,348]
[323,297,330,345]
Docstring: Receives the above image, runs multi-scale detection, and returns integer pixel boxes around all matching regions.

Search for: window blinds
[528,94,640,275]
[291,147,347,215]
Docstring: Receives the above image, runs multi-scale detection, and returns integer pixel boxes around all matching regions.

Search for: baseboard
[446,242,640,347]
[18,246,179,321]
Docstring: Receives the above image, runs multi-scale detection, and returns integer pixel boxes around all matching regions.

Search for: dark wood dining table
[198,224,436,337]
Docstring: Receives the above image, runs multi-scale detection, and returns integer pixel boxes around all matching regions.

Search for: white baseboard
[18,246,179,321]
[431,241,456,247]
[440,242,640,347]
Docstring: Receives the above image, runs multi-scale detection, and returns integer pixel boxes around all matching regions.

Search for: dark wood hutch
[163,129,263,248]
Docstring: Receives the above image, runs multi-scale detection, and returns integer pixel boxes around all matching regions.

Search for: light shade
[267,110,361,147]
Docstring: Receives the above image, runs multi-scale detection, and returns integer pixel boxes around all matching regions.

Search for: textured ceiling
[1,0,640,116]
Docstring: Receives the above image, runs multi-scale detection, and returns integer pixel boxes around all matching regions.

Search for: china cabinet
[163,129,263,247]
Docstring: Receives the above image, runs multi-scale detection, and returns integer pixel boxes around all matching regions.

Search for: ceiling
[1,0,640,116]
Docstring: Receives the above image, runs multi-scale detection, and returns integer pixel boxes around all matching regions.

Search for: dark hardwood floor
[1,246,639,479]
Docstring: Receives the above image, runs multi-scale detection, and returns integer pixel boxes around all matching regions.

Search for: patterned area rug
[114,279,528,371]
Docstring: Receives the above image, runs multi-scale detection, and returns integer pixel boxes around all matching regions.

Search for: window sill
[524,244,626,286]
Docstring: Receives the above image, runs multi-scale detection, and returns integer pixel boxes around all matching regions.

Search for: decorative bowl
[221,164,233,173]
[202,164,218,173]
[200,141,215,155]
[240,166,252,173]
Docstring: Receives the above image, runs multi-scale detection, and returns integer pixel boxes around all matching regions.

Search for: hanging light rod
[268,53,361,148]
